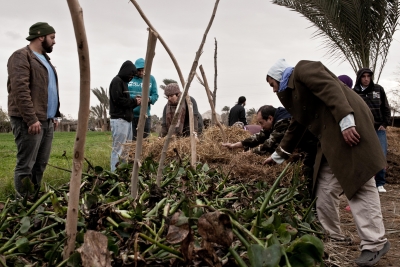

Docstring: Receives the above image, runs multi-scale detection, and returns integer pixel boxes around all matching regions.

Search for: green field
[0,131,112,200]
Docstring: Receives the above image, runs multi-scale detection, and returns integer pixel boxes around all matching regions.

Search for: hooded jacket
[109,61,138,122]
[353,68,391,129]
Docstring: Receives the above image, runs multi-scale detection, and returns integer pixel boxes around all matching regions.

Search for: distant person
[222,105,291,155]
[109,60,141,171]
[353,68,391,193]
[264,59,389,266]
[228,96,247,126]
[7,22,60,196]
[160,83,201,138]
[338,75,353,88]
[127,58,159,140]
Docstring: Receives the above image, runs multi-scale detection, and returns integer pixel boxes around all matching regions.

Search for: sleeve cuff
[271,151,285,164]
[339,114,355,131]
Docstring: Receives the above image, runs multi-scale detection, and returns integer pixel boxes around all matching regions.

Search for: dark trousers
[132,117,151,140]
[10,117,54,194]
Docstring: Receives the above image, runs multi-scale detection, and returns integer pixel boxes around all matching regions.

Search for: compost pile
[0,161,323,266]
[0,127,326,267]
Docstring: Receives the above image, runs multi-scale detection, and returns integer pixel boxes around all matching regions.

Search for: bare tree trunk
[155,0,220,186]
[63,0,91,259]
[198,65,226,142]
[129,0,209,171]
[212,38,218,126]
[131,29,158,198]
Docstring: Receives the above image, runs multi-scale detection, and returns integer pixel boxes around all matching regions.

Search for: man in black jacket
[109,60,141,171]
[354,68,391,193]
[228,96,247,126]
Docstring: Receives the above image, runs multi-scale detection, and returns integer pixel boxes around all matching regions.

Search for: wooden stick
[213,38,218,126]
[131,29,158,198]
[63,0,91,259]
[129,0,197,167]
[198,65,226,143]
[155,0,221,186]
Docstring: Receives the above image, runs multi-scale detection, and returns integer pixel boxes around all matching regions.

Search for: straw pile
[125,125,295,185]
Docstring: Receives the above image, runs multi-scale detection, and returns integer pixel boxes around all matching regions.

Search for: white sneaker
[377,186,386,193]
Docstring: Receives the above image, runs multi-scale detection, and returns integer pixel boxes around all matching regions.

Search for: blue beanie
[135,58,145,69]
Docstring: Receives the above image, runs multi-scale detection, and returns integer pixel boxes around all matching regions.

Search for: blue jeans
[10,117,54,194]
[132,117,151,140]
[375,129,388,187]
[110,118,132,172]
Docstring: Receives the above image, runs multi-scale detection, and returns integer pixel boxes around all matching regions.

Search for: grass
[0,131,112,200]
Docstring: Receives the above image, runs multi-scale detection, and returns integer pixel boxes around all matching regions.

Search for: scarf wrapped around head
[267,59,291,82]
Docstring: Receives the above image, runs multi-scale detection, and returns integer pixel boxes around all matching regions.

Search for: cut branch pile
[0,157,325,266]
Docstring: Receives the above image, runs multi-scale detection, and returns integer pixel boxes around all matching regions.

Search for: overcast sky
[1,0,399,119]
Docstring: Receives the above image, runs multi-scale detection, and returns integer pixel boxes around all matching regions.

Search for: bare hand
[221,142,232,149]
[136,96,142,105]
[342,127,360,146]
[378,125,386,131]
[28,121,41,135]
[53,119,59,130]
[263,157,276,166]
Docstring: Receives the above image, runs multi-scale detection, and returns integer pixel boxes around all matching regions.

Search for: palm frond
[272,0,400,80]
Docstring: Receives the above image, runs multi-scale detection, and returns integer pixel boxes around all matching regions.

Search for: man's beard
[42,38,53,53]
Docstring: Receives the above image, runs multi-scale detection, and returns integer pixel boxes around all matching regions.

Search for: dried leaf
[77,230,112,267]
[198,211,233,247]
[166,211,189,244]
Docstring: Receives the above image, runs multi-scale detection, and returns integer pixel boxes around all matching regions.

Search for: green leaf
[20,216,31,234]
[286,234,324,266]
[67,252,82,267]
[248,243,281,267]
[16,237,30,253]
[202,163,210,172]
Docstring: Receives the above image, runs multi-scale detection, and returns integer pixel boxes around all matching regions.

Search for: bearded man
[7,22,60,196]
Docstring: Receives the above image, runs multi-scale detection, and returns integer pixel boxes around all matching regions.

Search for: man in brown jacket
[264,59,389,266]
[7,22,60,196]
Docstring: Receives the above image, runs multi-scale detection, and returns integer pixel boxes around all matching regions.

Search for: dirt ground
[324,127,400,266]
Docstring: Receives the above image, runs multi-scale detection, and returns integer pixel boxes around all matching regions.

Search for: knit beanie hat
[267,58,290,82]
[164,83,181,96]
[338,75,353,88]
[135,58,145,69]
[26,22,55,41]
[238,96,246,104]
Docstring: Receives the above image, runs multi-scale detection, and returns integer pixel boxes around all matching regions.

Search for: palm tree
[91,87,109,131]
[272,0,400,82]
[90,104,104,128]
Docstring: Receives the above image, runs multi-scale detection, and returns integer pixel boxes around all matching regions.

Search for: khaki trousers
[316,160,387,251]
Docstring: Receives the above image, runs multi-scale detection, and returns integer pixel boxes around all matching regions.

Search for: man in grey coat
[264,59,389,267]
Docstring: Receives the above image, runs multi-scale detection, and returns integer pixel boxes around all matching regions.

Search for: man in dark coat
[109,60,141,171]
[354,68,391,193]
[264,59,389,267]
[228,96,247,126]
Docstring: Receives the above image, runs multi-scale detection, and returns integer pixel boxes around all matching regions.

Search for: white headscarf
[267,59,291,82]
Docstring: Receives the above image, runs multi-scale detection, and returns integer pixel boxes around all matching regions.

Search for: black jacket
[109,61,138,122]
[353,68,391,129]
[228,104,247,126]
